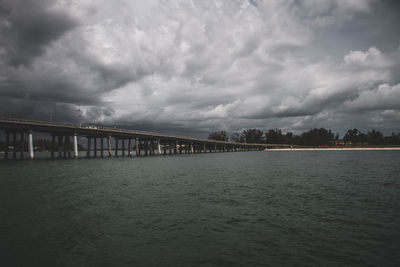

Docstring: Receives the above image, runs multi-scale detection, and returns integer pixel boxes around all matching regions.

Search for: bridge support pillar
[12,133,16,160]
[67,135,71,158]
[93,137,97,157]
[63,136,67,159]
[73,134,78,158]
[20,132,24,159]
[28,131,34,159]
[100,137,104,157]
[128,139,131,157]
[136,137,139,157]
[122,139,125,157]
[115,138,118,157]
[4,132,9,159]
[107,136,112,157]
[86,137,91,158]
[58,136,63,158]
[157,140,161,156]
[163,141,167,155]
[51,134,55,159]
[191,143,194,154]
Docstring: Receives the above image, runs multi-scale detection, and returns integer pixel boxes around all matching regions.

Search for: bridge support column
[94,137,97,158]
[107,136,112,157]
[149,140,152,155]
[51,134,55,159]
[157,140,161,156]
[58,136,63,158]
[4,132,9,159]
[73,134,78,158]
[20,132,24,159]
[191,143,194,154]
[128,139,131,157]
[100,137,104,157]
[63,136,67,159]
[66,135,71,158]
[28,131,34,159]
[122,139,125,157]
[136,137,139,157]
[163,141,167,155]
[115,138,118,157]
[86,137,91,158]
[12,133,16,160]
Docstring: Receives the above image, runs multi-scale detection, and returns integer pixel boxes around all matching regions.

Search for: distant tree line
[208,128,400,146]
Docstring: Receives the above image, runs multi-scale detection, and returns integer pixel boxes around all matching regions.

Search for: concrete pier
[136,137,139,157]
[93,137,97,157]
[107,136,112,157]
[86,137,91,158]
[122,139,125,157]
[28,131,34,159]
[20,132,24,159]
[73,134,78,158]
[115,138,118,157]
[5,132,9,159]
[128,139,131,157]
[58,136,63,158]
[13,132,16,159]
[51,135,55,159]
[100,137,104,157]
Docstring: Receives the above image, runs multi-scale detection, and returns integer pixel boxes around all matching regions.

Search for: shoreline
[265,147,400,151]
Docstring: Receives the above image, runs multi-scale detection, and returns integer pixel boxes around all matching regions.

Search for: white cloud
[343,83,400,111]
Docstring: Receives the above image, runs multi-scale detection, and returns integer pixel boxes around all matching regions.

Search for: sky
[1,0,400,137]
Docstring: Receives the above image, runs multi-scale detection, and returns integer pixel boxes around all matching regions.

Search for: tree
[264,129,283,143]
[300,128,334,146]
[208,130,228,141]
[230,132,241,142]
[343,129,367,144]
[384,132,400,145]
[367,130,384,145]
[241,129,264,143]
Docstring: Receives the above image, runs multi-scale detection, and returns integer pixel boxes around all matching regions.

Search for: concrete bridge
[0,118,290,160]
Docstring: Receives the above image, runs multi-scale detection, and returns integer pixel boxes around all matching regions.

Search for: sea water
[1,151,399,266]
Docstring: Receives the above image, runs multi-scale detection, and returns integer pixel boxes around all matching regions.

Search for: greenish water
[1,151,399,266]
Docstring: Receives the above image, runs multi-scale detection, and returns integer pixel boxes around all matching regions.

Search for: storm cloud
[1,0,400,136]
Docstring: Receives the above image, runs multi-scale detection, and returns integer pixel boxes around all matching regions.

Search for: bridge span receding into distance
[0,118,292,160]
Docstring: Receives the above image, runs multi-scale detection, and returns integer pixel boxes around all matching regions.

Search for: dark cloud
[0,0,78,66]
[0,0,400,136]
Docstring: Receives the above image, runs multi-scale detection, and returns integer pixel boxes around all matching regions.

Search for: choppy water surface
[1,151,399,266]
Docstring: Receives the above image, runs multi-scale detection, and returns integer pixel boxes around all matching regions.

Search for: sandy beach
[265,147,400,151]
